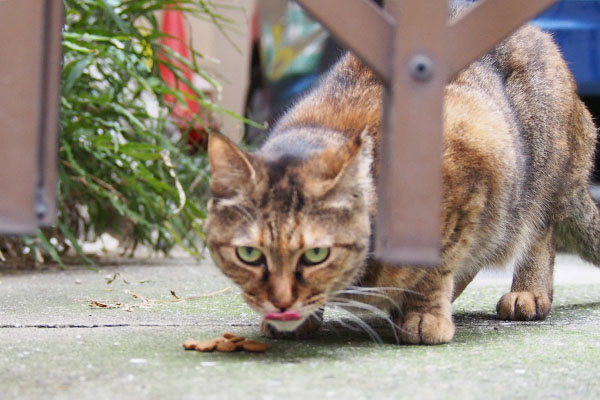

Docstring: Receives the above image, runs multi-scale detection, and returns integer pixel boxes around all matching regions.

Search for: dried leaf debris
[88,287,231,312]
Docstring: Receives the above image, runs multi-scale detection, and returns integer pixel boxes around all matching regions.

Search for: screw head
[409,54,434,81]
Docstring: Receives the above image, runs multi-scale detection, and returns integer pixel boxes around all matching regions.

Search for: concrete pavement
[1,254,599,399]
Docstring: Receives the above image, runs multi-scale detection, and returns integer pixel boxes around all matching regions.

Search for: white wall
[188,0,257,143]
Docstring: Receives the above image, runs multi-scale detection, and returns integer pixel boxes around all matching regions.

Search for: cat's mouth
[264,310,302,321]
[263,310,307,331]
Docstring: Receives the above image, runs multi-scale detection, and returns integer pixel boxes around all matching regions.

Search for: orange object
[160,6,211,151]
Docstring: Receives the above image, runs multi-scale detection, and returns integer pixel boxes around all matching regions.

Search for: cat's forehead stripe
[231,214,333,251]
[264,182,305,216]
[258,226,265,247]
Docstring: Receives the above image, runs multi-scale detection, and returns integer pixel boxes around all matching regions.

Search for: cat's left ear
[208,133,257,198]
[305,128,373,197]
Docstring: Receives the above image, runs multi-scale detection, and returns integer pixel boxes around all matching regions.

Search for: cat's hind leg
[555,187,600,266]
[496,227,554,320]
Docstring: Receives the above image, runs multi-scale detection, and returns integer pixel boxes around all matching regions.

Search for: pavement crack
[1,324,131,329]
[0,322,257,329]
[1,323,170,329]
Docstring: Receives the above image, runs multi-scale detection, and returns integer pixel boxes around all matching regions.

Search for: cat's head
[204,130,373,332]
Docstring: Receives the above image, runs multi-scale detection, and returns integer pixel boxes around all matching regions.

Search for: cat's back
[441,22,598,268]
[445,23,592,199]
[260,53,383,163]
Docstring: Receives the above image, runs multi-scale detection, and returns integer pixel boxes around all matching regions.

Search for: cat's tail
[554,187,600,266]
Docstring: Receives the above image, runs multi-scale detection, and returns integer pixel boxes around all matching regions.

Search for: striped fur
[205,22,600,344]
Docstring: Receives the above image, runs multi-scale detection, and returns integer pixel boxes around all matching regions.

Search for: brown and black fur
[205,16,600,344]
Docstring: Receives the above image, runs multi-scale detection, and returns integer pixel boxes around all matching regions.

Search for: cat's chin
[263,317,307,332]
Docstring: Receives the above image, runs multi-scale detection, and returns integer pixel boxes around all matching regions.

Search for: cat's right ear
[208,133,257,198]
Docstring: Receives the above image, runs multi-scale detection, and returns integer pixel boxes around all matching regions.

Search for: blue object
[533,0,600,96]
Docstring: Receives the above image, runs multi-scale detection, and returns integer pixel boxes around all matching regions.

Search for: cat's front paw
[260,313,323,340]
[397,312,455,345]
[496,291,551,320]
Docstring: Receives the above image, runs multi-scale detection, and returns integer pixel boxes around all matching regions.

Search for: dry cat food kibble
[241,340,269,353]
[183,333,269,353]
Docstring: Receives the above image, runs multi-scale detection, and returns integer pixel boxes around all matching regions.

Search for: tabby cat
[204,12,600,344]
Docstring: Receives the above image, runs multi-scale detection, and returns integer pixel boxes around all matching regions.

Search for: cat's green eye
[236,246,264,265]
[301,248,330,265]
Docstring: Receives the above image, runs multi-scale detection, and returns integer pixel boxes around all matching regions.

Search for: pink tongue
[265,311,302,321]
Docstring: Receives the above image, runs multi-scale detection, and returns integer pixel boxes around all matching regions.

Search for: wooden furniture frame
[296,0,556,265]
[0,0,63,233]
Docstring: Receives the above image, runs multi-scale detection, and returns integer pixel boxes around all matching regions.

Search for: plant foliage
[0,0,239,268]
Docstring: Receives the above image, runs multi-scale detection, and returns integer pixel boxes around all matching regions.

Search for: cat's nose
[269,291,295,311]
[268,274,296,311]
[272,299,294,312]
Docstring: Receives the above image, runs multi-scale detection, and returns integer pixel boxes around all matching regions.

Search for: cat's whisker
[298,302,327,316]
[332,285,424,308]
[304,293,327,306]
[326,303,385,344]
[332,289,397,306]
[327,311,365,333]
[306,307,326,323]
[328,300,411,344]
[241,292,266,315]
[328,299,399,343]
[329,297,394,321]
[346,285,423,297]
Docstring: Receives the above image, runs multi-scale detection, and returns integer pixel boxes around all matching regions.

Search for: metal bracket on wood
[296,0,556,266]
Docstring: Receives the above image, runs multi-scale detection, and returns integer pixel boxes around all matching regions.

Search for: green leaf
[108,103,146,131]
[102,0,130,33]
[62,57,92,93]
[36,230,65,268]
[57,220,98,270]
[63,40,95,54]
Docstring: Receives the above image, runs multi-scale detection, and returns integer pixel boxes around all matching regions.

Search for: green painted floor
[1,254,599,400]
